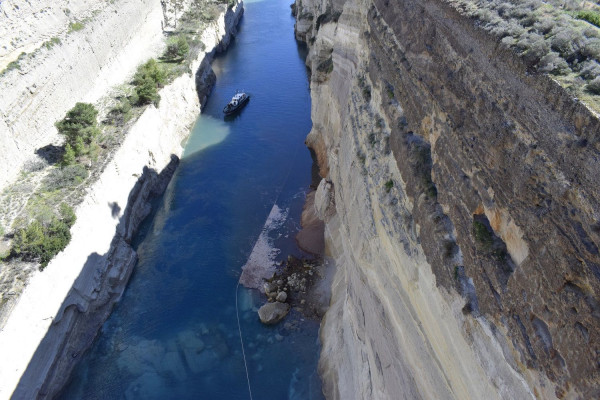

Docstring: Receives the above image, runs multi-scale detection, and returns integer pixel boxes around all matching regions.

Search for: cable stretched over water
[235,282,254,400]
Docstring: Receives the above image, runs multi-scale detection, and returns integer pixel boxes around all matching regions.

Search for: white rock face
[295,0,536,398]
[0,2,244,398]
[0,0,166,192]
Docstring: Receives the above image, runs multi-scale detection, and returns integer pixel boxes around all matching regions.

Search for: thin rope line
[235,281,254,400]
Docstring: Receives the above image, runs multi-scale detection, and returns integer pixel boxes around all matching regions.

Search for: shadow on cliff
[12,155,180,400]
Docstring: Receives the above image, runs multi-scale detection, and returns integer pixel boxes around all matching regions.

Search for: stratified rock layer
[295,0,600,398]
[0,2,244,398]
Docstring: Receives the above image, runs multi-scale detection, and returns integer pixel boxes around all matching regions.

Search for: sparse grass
[43,37,61,50]
[43,165,89,192]
[1,52,27,76]
[105,96,133,126]
[68,21,85,33]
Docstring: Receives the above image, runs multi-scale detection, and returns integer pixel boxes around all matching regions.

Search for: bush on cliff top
[11,203,76,269]
[55,102,101,165]
[133,59,166,106]
[164,35,190,62]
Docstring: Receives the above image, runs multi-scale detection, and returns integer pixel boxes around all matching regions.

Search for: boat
[223,91,250,115]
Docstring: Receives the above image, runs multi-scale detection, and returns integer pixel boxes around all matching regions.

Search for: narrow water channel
[60,0,323,398]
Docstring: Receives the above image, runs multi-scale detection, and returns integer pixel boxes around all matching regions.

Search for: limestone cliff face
[0,0,169,191]
[0,2,243,398]
[295,0,600,398]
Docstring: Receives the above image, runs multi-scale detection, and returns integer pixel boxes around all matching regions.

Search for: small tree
[133,59,166,88]
[62,143,76,166]
[133,59,166,106]
[165,35,189,61]
[56,103,100,161]
[136,77,161,105]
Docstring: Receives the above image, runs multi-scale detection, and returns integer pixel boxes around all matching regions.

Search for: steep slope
[0,0,176,191]
[295,0,600,398]
[0,1,244,398]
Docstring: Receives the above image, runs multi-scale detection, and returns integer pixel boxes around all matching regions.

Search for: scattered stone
[258,302,290,325]
[263,281,277,295]
[275,334,284,341]
[276,291,288,302]
[300,299,306,305]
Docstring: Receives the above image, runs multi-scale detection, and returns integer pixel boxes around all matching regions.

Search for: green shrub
[317,56,333,74]
[384,179,394,193]
[586,76,600,94]
[538,52,571,75]
[1,52,27,76]
[62,143,76,166]
[579,60,600,80]
[135,77,161,106]
[43,165,89,191]
[134,59,166,86]
[133,59,166,106]
[550,27,584,59]
[12,203,75,269]
[576,10,600,28]
[55,103,101,161]
[473,220,493,249]
[59,202,77,226]
[106,97,133,125]
[164,35,190,61]
[68,21,85,32]
[581,37,600,60]
[43,37,61,50]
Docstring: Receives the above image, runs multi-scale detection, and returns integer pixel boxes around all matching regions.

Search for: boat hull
[223,95,250,115]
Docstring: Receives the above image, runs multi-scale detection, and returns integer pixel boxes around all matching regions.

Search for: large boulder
[258,302,290,325]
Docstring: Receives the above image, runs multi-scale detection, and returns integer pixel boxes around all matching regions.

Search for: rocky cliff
[295,0,600,398]
[0,1,243,398]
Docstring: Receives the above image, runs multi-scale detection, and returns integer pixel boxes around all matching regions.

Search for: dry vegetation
[448,0,600,111]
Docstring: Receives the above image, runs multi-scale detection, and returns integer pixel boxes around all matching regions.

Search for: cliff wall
[0,2,243,398]
[0,0,177,191]
[295,0,600,398]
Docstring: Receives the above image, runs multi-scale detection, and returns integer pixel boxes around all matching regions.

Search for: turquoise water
[59,1,323,398]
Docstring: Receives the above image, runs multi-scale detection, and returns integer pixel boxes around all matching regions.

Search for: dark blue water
[60,1,323,398]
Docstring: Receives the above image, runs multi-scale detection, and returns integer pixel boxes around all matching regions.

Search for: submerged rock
[258,302,290,325]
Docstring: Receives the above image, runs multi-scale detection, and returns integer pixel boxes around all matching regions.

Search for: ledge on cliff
[12,156,179,400]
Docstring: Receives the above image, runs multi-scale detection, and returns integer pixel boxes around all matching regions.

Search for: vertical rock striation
[295,0,600,398]
[0,2,244,398]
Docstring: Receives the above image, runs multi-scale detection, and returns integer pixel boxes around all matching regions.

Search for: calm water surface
[60,0,323,398]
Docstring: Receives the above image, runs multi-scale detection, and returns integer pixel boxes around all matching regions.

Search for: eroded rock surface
[295,0,600,398]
